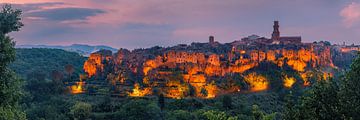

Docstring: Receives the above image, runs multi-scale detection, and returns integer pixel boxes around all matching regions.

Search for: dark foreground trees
[339,53,360,119]
[0,4,26,120]
[284,53,360,119]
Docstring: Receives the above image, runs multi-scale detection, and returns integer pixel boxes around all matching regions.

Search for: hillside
[16,44,118,56]
[10,48,87,79]
[76,38,358,99]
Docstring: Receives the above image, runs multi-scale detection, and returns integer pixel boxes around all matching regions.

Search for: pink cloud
[340,2,360,27]
[3,0,360,48]
[0,0,54,4]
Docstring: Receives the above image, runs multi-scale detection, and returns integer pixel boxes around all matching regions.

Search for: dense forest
[10,48,87,79]
[1,4,360,120]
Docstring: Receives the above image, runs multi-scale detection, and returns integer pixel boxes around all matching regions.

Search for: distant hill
[10,48,87,79]
[16,44,118,56]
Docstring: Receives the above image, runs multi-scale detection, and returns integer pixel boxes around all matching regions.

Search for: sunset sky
[1,0,360,49]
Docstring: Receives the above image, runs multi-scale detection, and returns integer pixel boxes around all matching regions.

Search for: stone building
[271,21,302,44]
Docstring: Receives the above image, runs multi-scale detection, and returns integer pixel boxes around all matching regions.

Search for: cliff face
[83,50,112,77]
[80,42,355,98]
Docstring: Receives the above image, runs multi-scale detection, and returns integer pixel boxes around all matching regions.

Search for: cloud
[0,2,64,12]
[4,0,360,49]
[340,2,360,27]
[27,7,105,21]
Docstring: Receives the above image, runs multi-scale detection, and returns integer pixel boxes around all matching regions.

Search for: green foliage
[25,96,73,120]
[0,4,26,120]
[167,98,204,111]
[93,95,114,113]
[339,53,360,119]
[24,71,62,102]
[21,59,78,120]
[201,110,238,120]
[0,69,23,108]
[222,95,232,109]
[0,34,15,68]
[165,110,196,120]
[10,48,87,80]
[283,92,300,120]
[252,105,264,120]
[263,113,276,120]
[70,102,92,120]
[302,79,341,119]
[158,93,165,110]
[251,105,276,120]
[0,106,26,120]
[115,99,161,120]
[283,79,342,120]
[0,4,23,34]
[283,54,360,119]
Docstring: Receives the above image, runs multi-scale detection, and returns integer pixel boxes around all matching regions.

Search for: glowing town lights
[322,72,333,80]
[143,67,152,76]
[244,73,269,92]
[71,81,85,94]
[283,75,296,88]
[240,50,246,54]
[204,83,218,98]
[83,52,111,77]
[286,59,307,72]
[83,60,97,77]
[80,38,339,99]
[300,72,310,86]
[128,83,152,97]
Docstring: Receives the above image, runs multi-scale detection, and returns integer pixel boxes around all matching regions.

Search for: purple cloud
[340,2,360,28]
[27,7,105,21]
[1,0,359,49]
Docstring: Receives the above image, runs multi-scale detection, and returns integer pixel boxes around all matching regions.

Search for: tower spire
[272,21,280,42]
[209,35,215,44]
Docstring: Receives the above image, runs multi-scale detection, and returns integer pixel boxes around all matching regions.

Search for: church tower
[271,21,280,42]
[209,36,215,44]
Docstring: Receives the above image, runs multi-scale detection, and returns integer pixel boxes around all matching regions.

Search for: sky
[1,0,360,49]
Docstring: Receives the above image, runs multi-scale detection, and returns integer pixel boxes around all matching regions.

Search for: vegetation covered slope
[10,48,87,79]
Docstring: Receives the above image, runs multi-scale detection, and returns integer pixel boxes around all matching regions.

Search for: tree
[115,99,161,120]
[158,93,165,110]
[65,64,74,81]
[222,95,232,110]
[252,105,264,120]
[339,53,360,119]
[200,87,208,97]
[251,105,276,120]
[25,71,53,102]
[286,79,341,120]
[51,70,64,82]
[0,4,25,120]
[188,84,196,97]
[70,102,92,120]
[283,91,301,120]
[165,110,196,120]
[51,70,64,94]
[201,110,238,120]
[282,54,360,119]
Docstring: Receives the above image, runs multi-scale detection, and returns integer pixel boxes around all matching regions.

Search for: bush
[70,102,92,120]
[115,99,161,120]
[165,110,196,120]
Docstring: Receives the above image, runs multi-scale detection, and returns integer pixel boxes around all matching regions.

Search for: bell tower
[271,21,280,42]
[209,36,215,44]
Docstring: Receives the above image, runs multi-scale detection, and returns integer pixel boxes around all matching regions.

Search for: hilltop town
[3,2,360,119]
[75,21,360,99]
